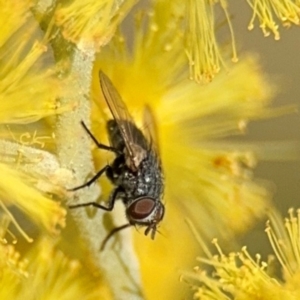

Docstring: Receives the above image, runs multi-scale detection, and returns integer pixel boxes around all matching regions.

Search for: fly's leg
[69,186,122,211]
[69,185,130,251]
[100,224,131,251]
[68,165,110,191]
[81,121,121,154]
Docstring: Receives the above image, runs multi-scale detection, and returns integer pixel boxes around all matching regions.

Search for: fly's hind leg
[81,121,121,154]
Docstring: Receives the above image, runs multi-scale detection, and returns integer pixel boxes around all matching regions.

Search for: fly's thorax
[124,143,147,172]
[120,152,164,202]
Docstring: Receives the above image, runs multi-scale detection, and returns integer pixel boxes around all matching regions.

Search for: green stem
[32,1,144,297]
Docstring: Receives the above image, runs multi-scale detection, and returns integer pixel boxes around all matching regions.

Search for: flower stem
[32,1,145,298]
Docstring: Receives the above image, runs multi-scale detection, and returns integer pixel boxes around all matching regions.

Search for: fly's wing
[143,105,161,157]
[99,71,147,171]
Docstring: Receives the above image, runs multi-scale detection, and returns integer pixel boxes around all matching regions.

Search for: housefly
[69,71,165,250]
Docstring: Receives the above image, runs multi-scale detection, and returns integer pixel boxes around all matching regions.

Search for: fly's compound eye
[127,197,165,241]
[127,197,156,221]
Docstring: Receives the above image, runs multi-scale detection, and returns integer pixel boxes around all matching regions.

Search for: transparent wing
[99,71,147,170]
[143,105,161,156]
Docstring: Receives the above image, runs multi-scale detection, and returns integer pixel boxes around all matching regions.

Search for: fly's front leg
[69,186,123,211]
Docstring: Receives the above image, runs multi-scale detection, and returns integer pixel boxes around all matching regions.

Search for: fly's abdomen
[106,120,124,151]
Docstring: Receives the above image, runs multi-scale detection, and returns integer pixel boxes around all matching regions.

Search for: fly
[69,71,165,250]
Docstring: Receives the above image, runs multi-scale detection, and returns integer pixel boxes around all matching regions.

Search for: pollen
[0,24,61,124]
[266,208,300,283]
[55,0,136,49]
[0,163,66,235]
[184,209,300,299]
[185,0,237,83]
[184,240,285,299]
[0,0,32,47]
[247,0,300,40]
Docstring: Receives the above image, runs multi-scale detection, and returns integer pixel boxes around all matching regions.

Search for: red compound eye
[127,198,156,220]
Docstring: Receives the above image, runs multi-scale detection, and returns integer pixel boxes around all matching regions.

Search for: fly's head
[126,197,165,239]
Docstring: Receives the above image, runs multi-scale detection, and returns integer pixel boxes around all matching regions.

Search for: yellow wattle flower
[266,208,300,284]
[247,0,300,39]
[91,4,276,298]
[0,233,111,300]
[55,0,137,48]
[184,208,300,300]
[0,4,61,125]
[0,0,297,299]
[0,162,65,234]
[0,0,67,244]
[0,0,32,47]
[185,0,237,82]
[0,241,28,300]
